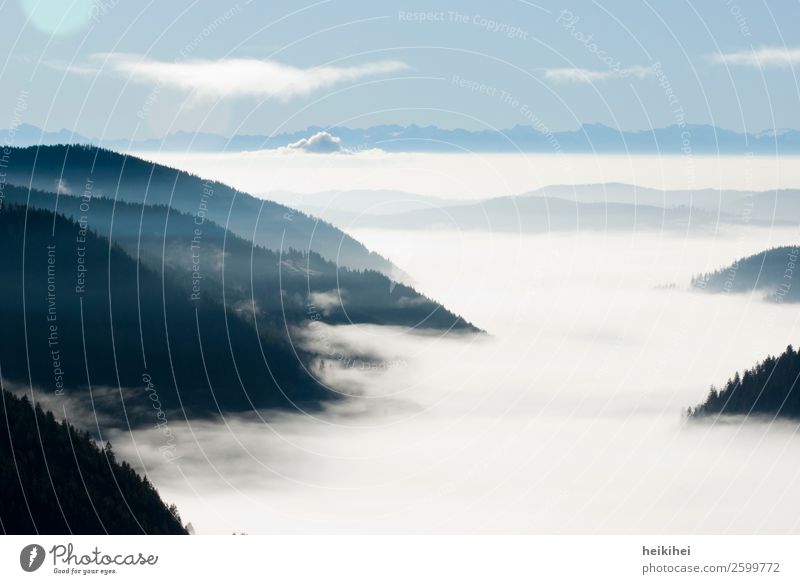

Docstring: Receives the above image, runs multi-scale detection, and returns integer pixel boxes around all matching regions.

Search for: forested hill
[690,345,800,419]
[1,144,397,276]
[0,201,476,423]
[0,204,329,420]
[691,246,800,302]
[0,388,187,534]
[0,184,477,333]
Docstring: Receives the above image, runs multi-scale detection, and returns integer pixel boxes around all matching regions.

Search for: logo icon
[20,544,45,572]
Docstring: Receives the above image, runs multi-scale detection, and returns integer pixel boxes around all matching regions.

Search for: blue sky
[1,0,799,139]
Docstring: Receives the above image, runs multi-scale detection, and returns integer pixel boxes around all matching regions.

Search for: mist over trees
[0,151,476,424]
[0,204,329,420]
[0,145,481,534]
[691,246,800,303]
[1,144,396,275]
[688,249,800,419]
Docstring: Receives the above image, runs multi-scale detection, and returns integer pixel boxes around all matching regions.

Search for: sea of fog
[138,150,800,200]
[112,219,800,534]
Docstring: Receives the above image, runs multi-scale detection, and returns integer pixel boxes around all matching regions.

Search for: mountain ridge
[0,144,402,278]
[0,189,477,425]
[692,246,800,303]
[690,344,800,420]
[0,387,188,534]
[7,123,800,153]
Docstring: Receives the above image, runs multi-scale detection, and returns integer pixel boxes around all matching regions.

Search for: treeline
[0,144,481,535]
[0,388,186,534]
[0,199,476,422]
[0,204,328,421]
[0,183,476,333]
[690,344,800,419]
[1,144,395,274]
[691,246,800,302]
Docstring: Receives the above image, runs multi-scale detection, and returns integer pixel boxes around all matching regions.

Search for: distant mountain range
[6,123,800,153]
[345,196,725,233]
[279,183,800,234]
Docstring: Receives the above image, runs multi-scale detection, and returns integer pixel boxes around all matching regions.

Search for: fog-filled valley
[6,3,800,579]
[110,220,800,533]
[7,147,800,535]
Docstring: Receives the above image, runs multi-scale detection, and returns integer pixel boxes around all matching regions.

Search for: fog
[113,222,800,534]
[138,150,800,199]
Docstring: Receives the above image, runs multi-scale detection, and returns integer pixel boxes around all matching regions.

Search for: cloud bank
[710,46,800,68]
[65,54,409,100]
[543,65,655,83]
[119,227,800,533]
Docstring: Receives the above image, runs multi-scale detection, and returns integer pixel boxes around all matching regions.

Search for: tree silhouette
[0,388,187,534]
[690,345,800,419]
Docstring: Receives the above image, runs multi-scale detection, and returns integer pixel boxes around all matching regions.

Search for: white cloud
[63,54,409,100]
[543,65,654,83]
[309,290,345,315]
[285,131,344,153]
[710,47,800,68]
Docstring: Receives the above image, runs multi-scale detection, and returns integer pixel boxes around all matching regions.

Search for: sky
[1,0,799,140]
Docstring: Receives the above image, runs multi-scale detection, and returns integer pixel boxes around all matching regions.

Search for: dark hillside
[690,345,800,419]
[2,144,396,275]
[0,388,187,534]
